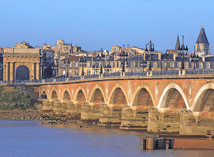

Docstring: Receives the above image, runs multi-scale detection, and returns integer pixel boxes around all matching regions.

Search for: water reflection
[0,120,213,157]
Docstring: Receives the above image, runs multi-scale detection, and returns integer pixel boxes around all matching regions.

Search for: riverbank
[0,109,43,120]
[0,109,100,129]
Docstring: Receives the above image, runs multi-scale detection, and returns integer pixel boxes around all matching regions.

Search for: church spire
[196,25,209,44]
[175,35,180,50]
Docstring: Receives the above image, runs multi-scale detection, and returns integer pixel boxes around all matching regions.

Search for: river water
[0,120,213,157]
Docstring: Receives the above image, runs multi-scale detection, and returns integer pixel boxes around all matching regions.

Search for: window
[177,62,181,68]
[185,62,189,68]
[192,63,194,68]
[199,62,203,68]
[170,62,174,68]
[115,62,117,67]
[153,62,157,68]
[87,62,90,67]
[131,61,135,67]
[206,63,210,68]
[118,62,121,67]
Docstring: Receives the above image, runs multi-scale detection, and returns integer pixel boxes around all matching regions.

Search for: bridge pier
[42,100,53,116]
[52,101,66,116]
[147,109,181,134]
[66,102,81,119]
[179,111,214,136]
[99,104,123,127]
[80,103,100,121]
[120,106,150,131]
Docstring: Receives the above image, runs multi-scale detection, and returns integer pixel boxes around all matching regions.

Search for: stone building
[195,25,210,56]
[58,56,81,77]
[3,42,42,82]
[54,40,82,59]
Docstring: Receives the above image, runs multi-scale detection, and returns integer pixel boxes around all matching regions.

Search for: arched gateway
[16,65,29,81]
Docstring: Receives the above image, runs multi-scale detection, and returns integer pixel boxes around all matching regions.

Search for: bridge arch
[192,83,214,112]
[62,90,72,102]
[157,83,190,110]
[40,90,48,99]
[51,90,59,101]
[74,87,87,103]
[109,85,128,106]
[89,85,106,104]
[132,85,155,108]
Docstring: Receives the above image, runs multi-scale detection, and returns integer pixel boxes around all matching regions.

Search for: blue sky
[0,0,213,53]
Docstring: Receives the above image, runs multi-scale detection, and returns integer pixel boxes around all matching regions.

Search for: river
[0,120,213,157]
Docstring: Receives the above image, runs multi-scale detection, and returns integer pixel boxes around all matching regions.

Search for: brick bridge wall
[39,76,214,112]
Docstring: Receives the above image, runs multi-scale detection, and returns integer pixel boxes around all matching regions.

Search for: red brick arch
[109,87,128,106]
[90,88,105,104]
[51,90,59,101]
[157,83,189,110]
[63,90,72,102]
[192,83,214,112]
[131,85,155,108]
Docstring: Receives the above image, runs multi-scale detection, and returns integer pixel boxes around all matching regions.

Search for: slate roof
[196,27,209,44]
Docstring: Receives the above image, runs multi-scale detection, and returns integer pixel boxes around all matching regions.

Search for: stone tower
[195,25,210,56]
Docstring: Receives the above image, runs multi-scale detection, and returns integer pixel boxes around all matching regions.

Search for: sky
[0,0,213,53]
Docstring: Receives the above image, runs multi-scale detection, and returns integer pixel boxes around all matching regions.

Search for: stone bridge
[3,74,214,136]
[35,74,214,136]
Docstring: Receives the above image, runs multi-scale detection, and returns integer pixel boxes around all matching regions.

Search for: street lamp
[190,53,199,70]
[121,58,127,73]
[99,63,103,75]
[145,40,155,72]
[79,57,87,76]
[178,51,187,74]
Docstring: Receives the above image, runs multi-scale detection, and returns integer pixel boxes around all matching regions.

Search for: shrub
[0,89,34,110]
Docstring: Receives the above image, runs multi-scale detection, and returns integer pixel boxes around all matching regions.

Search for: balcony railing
[152,70,179,76]
[84,74,99,79]
[185,69,214,75]
[103,73,120,77]
[125,71,147,76]
[1,69,214,85]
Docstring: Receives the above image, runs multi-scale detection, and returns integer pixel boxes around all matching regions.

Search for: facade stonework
[3,45,42,82]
